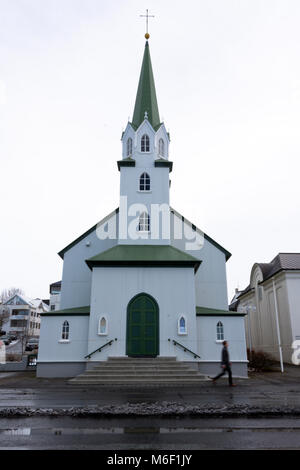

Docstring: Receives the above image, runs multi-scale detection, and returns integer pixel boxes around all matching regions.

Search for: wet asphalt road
[0,416,300,449]
[0,367,300,449]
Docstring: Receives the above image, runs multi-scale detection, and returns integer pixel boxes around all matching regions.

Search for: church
[37,35,247,380]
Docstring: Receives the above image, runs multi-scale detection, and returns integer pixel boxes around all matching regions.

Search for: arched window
[178,315,187,335]
[126,137,133,156]
[141,134,150,152]
[216,321,224,341]
[62,321,69,340]
[139,172,150,191]
[158,138,164,157]
[98,316,108,335]
[138,212,150,232]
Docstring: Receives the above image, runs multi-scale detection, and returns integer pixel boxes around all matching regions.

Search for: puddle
[0,428,31,436]
[1,424,300,437]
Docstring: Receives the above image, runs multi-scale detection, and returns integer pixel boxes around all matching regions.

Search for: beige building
[230,253,300,365]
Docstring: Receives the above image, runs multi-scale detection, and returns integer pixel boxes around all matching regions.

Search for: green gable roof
[86,244,201,272]
[196,306,246,316]
[41,306,90,317]
[132,41,161,131]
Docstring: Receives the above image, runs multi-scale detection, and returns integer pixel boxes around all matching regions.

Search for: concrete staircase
[69,356,208,385]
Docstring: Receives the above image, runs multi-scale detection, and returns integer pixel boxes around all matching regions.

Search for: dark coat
[221,346,230,366]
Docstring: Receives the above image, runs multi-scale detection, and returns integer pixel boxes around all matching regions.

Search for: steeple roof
[132,41,161,130]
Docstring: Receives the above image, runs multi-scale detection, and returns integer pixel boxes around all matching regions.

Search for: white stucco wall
[87,266,198,361]
[59,212,118,310]
[170,211,228,310]
[196,315,247,362]
[38,315,89,362]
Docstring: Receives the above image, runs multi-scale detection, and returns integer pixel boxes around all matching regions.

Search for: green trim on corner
[154,159,173,172]
[117,158,136,171]
[58,208,119,259]
[41,306,90,317]
[196,306,246,316]
[170,207,232,261]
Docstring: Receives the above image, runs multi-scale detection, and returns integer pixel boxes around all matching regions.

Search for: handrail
[85,338,117,359]
[168,338,200,359]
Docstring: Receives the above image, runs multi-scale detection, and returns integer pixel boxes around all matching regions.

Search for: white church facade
[37,39,247,379]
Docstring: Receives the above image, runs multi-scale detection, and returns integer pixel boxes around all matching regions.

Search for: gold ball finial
[145,33,150,39]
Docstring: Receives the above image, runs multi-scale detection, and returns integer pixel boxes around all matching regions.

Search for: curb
[1,403,300,418]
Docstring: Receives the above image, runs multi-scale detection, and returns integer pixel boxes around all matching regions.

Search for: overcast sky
[1,0,300,301]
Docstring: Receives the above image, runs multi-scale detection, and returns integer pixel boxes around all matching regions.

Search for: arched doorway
[126,293,159,357]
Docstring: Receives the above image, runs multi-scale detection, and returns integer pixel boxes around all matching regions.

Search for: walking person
[211,340,236,386]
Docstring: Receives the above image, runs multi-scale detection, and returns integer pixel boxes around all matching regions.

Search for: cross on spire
[140,9,154,39]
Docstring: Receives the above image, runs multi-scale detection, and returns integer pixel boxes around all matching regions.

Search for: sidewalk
[0,365,299,416]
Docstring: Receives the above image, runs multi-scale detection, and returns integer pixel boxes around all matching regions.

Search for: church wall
[170,212,228,310]
[37,315,89,369]
[59,214,118,310]
[87,266,198,361]
[196,315,248,376]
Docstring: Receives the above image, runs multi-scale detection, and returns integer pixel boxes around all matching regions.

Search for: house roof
[4,294,49,311]
[257,253,300,281]
[234,253,300,305]
[50,281,62,288]
[196,306,246,316]
[131,41,161,131]
[86,244,201,272]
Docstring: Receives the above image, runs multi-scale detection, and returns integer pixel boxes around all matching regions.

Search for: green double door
[126,294,159,357]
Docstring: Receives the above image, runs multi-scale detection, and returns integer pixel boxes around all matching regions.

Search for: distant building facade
[49,281,61,312]
[2,294,49,338]
[230,253,300,364]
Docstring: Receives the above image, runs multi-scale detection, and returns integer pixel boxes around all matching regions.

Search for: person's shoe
[210,377,216,384]
[229,383,237,387]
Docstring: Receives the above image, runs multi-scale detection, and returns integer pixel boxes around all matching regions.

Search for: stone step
[107,357,178,361]
[70,377,207,384]
[71,372,203,380]
[69,356,206,385]
[89,364,191,370]
[82,370,199,376]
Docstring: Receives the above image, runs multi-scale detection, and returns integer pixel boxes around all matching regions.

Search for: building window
[178,316,187,335]
[158,138,164,157]
[141,134,150,152]
[50,305,55,311]
[216,321,224,341]
[139,172,150,191]
[138,212,150,232]
[126,137,133,156]
[62,321,69,340]
[98,316,108,335]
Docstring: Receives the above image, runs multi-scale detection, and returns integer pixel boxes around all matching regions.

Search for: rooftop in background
[257,253,300,282]
[50,281,62,294]
[230,253,300,309]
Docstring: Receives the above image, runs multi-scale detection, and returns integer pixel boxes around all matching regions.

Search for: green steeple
[132,41,161,130]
